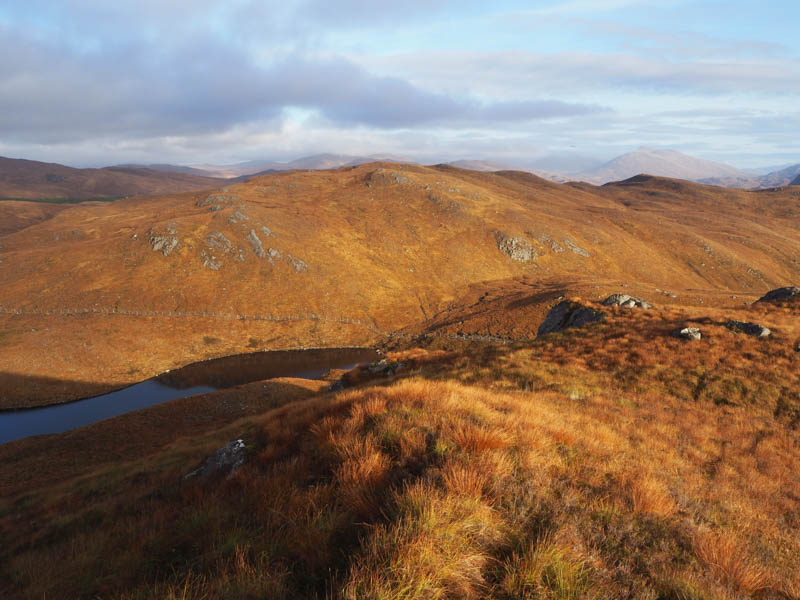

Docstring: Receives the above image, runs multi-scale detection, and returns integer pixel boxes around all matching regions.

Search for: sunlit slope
[1,163,799,405]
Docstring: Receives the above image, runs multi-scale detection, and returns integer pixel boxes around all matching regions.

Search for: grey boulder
[756,287,800,303]
[602,294,652,309]
[184,438,247,480]
[675,327,702,340]
[726,320,771,338]
[538,300,604,336]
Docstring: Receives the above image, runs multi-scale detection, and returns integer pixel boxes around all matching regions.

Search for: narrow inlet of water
[0,347,378,444]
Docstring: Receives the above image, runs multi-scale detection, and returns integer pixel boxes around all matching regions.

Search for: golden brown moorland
[1,299,799,599]
[1,163,799,406]
[1,164,799,599]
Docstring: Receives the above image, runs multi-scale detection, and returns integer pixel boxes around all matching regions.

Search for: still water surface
[0,347,378,445]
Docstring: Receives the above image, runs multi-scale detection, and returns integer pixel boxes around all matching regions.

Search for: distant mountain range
[0,156,224,201]
[3,150,799,201]
[445,151,800,189]
[192,151,800,189]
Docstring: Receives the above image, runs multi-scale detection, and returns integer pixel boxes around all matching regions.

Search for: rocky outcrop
[602,294,652,309]
[537,300,604,336]
[184,439,247,480]
[148,224,179,256]
[287,254,308,272]
[367,358,406,376]
[537,233,565,254]
[756,287,800,303]
[495,231,536,262]
[205,232,233,253]
[200,249,221,270]
[726,320,771,338]
[366,168,410,186]
[197,194,237,208]
[564,237,590,257]
[247,229,266,258]
[227,211,249,224]
[675,327,702,340]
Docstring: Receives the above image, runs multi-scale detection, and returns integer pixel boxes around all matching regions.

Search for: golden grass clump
[624,471,677,517]
[341,481,505,600]
[500,536,590,600]
[693,529,772,594]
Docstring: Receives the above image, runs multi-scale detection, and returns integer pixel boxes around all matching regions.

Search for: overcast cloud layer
[0,0,797,168]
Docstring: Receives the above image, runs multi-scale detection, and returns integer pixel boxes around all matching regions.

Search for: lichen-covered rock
[537,300,604,336]
[247,229,266,258]
[201,249,221,270]
[602,294,652,309]
[287,254,308,272]
[228,211,249,224]
[148,230,179,256]
[564,237,590,257]
[676,327,702,340]
[756,287,800,303]
[184,439,247,480]
[367,168,410,186]
[495,231,536,262]
[726,320,771,338]
[196,194,237,208]
[537,234,565,253]
[205,232,233,253]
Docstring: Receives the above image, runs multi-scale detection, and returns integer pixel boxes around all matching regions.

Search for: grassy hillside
[1,300,798,599]
[1,163,800,407]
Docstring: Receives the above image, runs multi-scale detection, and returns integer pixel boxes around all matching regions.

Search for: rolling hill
[0,156,225,201]
[1,163,800,407]
[193,153,411,178]
[445,159,568,183]
[114,163,218,177]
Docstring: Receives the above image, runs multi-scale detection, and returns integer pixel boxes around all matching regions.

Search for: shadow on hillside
[0,371,120,410]
[506,288,571,310]
[0,375,322,496]
[156,347,378,389]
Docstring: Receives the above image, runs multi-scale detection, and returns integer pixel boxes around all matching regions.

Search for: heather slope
[1,163,800,406]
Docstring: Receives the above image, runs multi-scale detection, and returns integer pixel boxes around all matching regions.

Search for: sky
[0,0,798,169]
